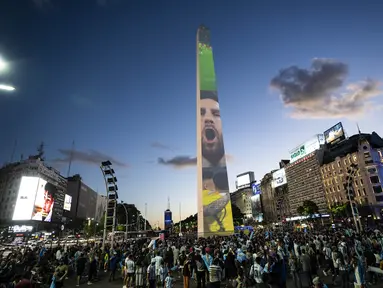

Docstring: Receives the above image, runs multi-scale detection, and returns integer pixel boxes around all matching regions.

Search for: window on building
[375,195,383,202]
[368,167,377,174]
[337,161,341,168]
[371,176,380,184]
[373,186,383,194]
[360,179,364,185]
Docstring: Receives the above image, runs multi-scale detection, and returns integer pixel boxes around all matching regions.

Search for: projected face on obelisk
[197,26,234,236]
[200,93,225,168]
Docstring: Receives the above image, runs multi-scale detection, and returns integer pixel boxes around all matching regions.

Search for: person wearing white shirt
[56,249,62,261]
[124,255,135,288]
[249,257,264,284]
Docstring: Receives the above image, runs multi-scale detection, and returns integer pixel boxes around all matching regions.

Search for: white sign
[10,225,33,233]
[237,174,250,188]
[12,176,40,221]
[290,136,321,163]
[271,168,287,188]
[64,194,72,211]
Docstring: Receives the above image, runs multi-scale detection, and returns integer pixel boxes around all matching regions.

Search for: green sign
[290,145,306,161]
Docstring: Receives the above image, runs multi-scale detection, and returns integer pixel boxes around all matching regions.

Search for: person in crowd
[164,270,174,288]
[208,258,222,288]
[147,259,157,288]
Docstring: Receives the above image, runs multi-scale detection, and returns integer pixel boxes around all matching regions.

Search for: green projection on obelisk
[196,25,234,237]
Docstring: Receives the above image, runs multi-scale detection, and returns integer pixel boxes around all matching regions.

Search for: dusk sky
[1,0,382,227]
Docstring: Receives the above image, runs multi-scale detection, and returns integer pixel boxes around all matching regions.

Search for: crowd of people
[1,225,383,288]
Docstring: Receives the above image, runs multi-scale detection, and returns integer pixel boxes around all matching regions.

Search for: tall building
[320,132,383,217]
[230,188,253,219]
[286,150,327,215]
[66,174,98,221]
[0,157,67,223]
[196,25,234,237]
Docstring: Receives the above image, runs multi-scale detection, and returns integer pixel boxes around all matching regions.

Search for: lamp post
[121,201,129,241]
[100,160,119,251]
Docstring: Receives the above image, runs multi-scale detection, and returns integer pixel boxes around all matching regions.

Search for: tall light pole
[144,203,147,231]
[100,160,119,251]
[179,202,182,235]
[121,201,129,241]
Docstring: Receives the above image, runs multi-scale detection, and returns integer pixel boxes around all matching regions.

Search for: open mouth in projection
[205,128,216,143]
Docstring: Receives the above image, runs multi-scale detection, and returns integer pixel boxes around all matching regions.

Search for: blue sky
[0,0,382,227]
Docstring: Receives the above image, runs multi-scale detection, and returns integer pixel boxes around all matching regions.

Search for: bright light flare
[0,84,15,91]
[0,57,7,71]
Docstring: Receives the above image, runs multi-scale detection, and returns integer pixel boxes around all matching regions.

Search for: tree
[330,203,348,218]
[297,200,319,219]
[297,206,305,216]
[302,200,319,218]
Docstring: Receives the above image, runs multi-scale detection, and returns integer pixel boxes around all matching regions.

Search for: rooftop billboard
[324,122,345,145]
[289,135,322,163]
[271,168,287,188]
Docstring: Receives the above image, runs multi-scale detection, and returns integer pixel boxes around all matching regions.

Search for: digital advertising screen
[251,183,261,195]
[31,179,56,222]
[64,194,72,211]
[164,210,172,229]
[271,168,287,188]
[324,122,345,145]
[13,176,40,221]
[236,174,250,188]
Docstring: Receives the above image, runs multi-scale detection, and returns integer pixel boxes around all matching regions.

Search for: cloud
[270,58,382,119]
[150,142,174,151]
[53,148,128,168]
[158,154,234,169]
[158,156,196,168]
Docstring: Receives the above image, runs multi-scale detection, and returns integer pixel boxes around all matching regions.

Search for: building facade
[320,132,383,217]
[285,150,327,215]
[230,188,253,219]
[0,158,67,222]
[260,172,275,223]
[66,174,98,221]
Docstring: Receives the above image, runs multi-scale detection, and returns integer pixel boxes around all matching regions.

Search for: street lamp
[0,56,7,72]
[120,201,129,241]
[100,160,119,251]
[0,84,15,91]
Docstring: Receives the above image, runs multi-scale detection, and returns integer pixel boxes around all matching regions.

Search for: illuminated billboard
[272,168,287,188]
[251,183,261,195]
[290,136,322,163]
[31,179,55,222]
[236,172,254,189]
[64,194,72,211]
[197,25,234,236]
[164,209,172,230]
[13,176,56,222]
[324,122,345,145]
[13,176,39,221]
